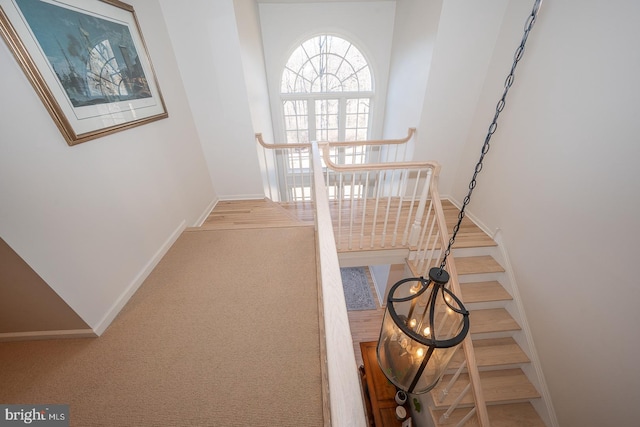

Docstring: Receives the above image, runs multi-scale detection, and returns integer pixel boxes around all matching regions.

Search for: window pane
[356,68,373,91]
[345,98,369,142]
[316,99,339,142]
[283,100,309,144]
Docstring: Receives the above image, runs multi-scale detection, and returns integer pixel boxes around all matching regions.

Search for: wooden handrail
[430,183,491,427]
[255,133,310,149]
[255,127,415,150]
[325,127,415,147]
[310,141,368,427]
[320,142,440,174]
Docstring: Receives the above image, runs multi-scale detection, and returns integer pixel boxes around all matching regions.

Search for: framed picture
[0,0,167,146]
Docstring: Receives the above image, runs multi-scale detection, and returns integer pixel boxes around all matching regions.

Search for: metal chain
[440,0,542,270]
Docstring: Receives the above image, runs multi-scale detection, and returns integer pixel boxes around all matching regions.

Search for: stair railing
[409,184,491,426]
[325,147,490,425]
[256,130,490,426]
[255,134,312,202]
[318,144,437,252]
[255,128,415,203]
[310,140,368,427]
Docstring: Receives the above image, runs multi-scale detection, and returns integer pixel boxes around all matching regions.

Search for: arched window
[277,34,373,201]
[281,34,373,144]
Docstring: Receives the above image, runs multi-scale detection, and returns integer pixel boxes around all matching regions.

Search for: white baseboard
[92,220,187,336]
[0,329,96,342]
[367,266,384,306]
[443,195,497,239]
[493,230,560,427]
[193,198,218,227]
[338,248,409,267]
[219,193,266,201]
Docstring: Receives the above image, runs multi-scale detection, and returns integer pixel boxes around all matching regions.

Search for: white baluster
[380,170,395,248]
[337,172,343,250]
[402,169,422,245]
[391,169,408,247]
[370,171,382,248]
[408,169,433,246]
[439,360,468,403]
[455,407,477,427]
[359,172,370,249]
[416,204,435,270]
[440,383,472,424]
[348,172,356,250]
[297,147,305,200]
[275,148,284,201]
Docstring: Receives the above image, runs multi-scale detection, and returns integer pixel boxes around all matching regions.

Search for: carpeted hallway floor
[0,226,324,426]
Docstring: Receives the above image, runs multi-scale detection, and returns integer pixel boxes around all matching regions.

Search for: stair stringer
[487,229,560,427]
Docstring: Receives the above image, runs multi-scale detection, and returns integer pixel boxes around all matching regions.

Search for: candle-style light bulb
[409,282,421,294]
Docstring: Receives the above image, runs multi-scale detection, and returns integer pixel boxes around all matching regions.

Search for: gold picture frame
[0,0,167,146]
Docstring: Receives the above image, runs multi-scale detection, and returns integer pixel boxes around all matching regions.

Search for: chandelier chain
[440,0,542,270]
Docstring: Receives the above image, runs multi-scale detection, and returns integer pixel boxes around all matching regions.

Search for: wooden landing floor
[197,198,494,251]
[195,198,310,230]
[280,198,495,251]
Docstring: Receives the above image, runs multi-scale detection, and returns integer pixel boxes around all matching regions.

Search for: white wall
[234,0,274,142]
[258,1,396,141]
[233,0,277,197]
[454,1,640,425]
[368,264,390,305]
[412,0,510,194]
[0,0,215,331]
[383,0,442,150]
[160,0,265,200]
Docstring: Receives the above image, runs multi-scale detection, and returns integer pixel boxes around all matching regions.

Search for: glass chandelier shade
[377,267,469,394]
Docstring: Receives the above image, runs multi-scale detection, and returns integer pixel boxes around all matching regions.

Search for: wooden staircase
[423,252,546,426]
[276,194,554,426]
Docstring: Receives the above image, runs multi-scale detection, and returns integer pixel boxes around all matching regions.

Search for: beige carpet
[0,226,324,426]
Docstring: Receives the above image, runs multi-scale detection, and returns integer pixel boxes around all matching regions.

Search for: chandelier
[378,268,469,393]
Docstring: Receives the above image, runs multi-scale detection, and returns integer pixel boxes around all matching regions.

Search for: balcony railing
[255,128,415,203]
[256,131,490,427]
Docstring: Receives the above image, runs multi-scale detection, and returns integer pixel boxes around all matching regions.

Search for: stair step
[430,368,540,409]
[431,402,545,427]
[470,308,520,335]
[449,337,530,369]
[455,256,504,275]
[460,281,511,304]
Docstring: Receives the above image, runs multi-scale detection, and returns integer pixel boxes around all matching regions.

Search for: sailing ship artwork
[0,0,167,145]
